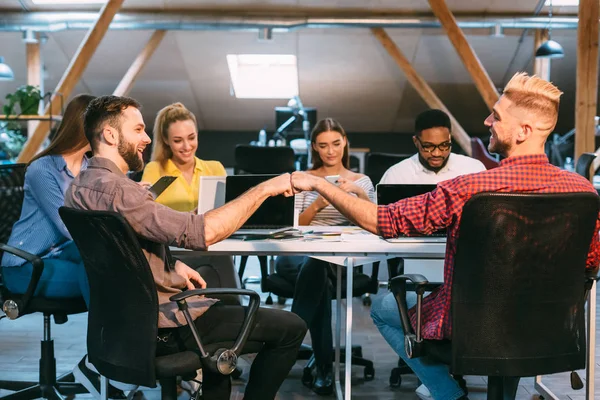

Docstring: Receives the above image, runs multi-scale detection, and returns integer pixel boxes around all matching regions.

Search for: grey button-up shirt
[65,156,217,328]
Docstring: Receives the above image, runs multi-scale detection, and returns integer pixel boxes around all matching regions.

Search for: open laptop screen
[225,175,294,229]
[376,183,446,238]
[376,183,438,206]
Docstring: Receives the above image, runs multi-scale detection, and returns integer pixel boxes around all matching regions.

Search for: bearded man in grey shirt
[65,95,307,400]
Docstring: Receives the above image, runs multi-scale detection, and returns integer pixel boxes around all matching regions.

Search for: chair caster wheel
[362,296,372,306]
[301,367,313,387]
[389,367,402,387]
[277,296,287,305]
[364,365,375,381]
[265,295,273,305]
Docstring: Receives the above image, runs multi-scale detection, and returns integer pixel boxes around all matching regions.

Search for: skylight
[545,0,578,5]
[31,0,106,4]
[226,54,299,99]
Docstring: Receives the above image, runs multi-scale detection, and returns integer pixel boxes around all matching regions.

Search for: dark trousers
[275,256,333,368]
[157,303,306,400]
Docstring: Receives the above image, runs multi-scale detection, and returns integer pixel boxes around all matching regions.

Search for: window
[31,0,106,4]
[226,54,299,99]
[545,0,578,5]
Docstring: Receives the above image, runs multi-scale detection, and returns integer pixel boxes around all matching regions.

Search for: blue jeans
[371,292,465,400]
[2,241,90,306]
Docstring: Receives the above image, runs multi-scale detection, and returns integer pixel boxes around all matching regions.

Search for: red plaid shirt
[377,154,600,340]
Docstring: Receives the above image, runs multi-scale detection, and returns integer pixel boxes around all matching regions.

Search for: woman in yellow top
[142,102,226,212]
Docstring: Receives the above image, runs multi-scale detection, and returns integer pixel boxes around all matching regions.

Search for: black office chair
[575,152,597,180]
[59,207,260,400]
[260,260,378,384]
[391,192,599,399]
[0,163,88,400]
[364,152,412,185]
[233,144,296,175]
[233,144,297,293]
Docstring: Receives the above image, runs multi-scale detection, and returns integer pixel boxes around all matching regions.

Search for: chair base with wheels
[0,297,89,400]
[259,259,378,385]
[0,242,89,400]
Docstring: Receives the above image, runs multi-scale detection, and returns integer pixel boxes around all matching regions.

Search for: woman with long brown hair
[276,118,375,395]
[1,93,95,302]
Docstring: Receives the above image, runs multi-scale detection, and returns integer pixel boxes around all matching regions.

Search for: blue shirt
[1,154,87,267]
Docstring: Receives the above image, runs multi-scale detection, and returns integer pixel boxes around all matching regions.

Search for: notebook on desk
[197,176,226,215]
[376,183,447,241]
[225,174,295,235]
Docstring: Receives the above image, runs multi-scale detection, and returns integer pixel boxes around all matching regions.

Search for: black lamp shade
[0,57,14,81]
[535,40,565,59]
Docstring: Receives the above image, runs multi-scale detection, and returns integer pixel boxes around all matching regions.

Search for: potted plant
[3,85,42,116]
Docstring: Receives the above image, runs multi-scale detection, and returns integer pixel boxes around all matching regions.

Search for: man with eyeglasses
[379,109,485,185]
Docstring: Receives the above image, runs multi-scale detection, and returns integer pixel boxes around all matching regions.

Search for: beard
[117,130,144,172]
[488,131,512,157]
[418,153,450,173]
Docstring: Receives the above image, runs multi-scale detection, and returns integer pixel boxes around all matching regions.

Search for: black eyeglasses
[415,136,452,153]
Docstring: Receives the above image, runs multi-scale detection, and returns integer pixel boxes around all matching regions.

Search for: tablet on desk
[148,176,177,199]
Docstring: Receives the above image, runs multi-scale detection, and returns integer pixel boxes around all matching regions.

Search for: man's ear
[102,127,118,146]
[412,135,418,147]
[518,123,533,142]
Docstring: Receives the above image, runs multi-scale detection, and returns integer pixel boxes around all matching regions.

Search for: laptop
[376,183,447,240]
[225,174,295,235]
[197,176,226,215]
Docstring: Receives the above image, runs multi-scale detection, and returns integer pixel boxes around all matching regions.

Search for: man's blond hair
[502,72,563,131]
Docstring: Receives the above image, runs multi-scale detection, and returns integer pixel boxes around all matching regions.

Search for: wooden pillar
[533,29,551,81]
[428,0,499,111]
[575,0,599,163]
[25,33,42,138]
[17,0,125,163]
[371,27,472,155]
[113,30,166,96]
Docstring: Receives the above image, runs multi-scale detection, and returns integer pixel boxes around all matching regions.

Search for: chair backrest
[451,192,599,377]
[234,144,296,174]
[470,137,499,170]
[0,163,26,244]
[365,152,411,184]
[59,207,159,387]
[575,152,597,180]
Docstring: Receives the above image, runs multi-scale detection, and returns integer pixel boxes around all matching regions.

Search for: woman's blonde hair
[151,102,198,162]
[503,72,563,130]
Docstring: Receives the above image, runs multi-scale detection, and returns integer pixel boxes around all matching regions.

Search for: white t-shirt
[379,153,487,185]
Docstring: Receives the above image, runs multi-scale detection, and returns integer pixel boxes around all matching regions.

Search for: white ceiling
[0,0,588,137]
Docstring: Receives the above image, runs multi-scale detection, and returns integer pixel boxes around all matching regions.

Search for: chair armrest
[0,243,44,319]
[169,288,257,302]
[170,288,261,374]
[390,274,429,342]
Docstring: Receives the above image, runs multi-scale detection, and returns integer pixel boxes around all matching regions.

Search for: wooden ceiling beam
[427,0,499,111]
[17,0,125,163]
[371,27,472,155]
[575,0,599,168]
[113,30,166,96]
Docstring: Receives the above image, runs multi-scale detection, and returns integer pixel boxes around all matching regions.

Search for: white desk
[174,228,446,400]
